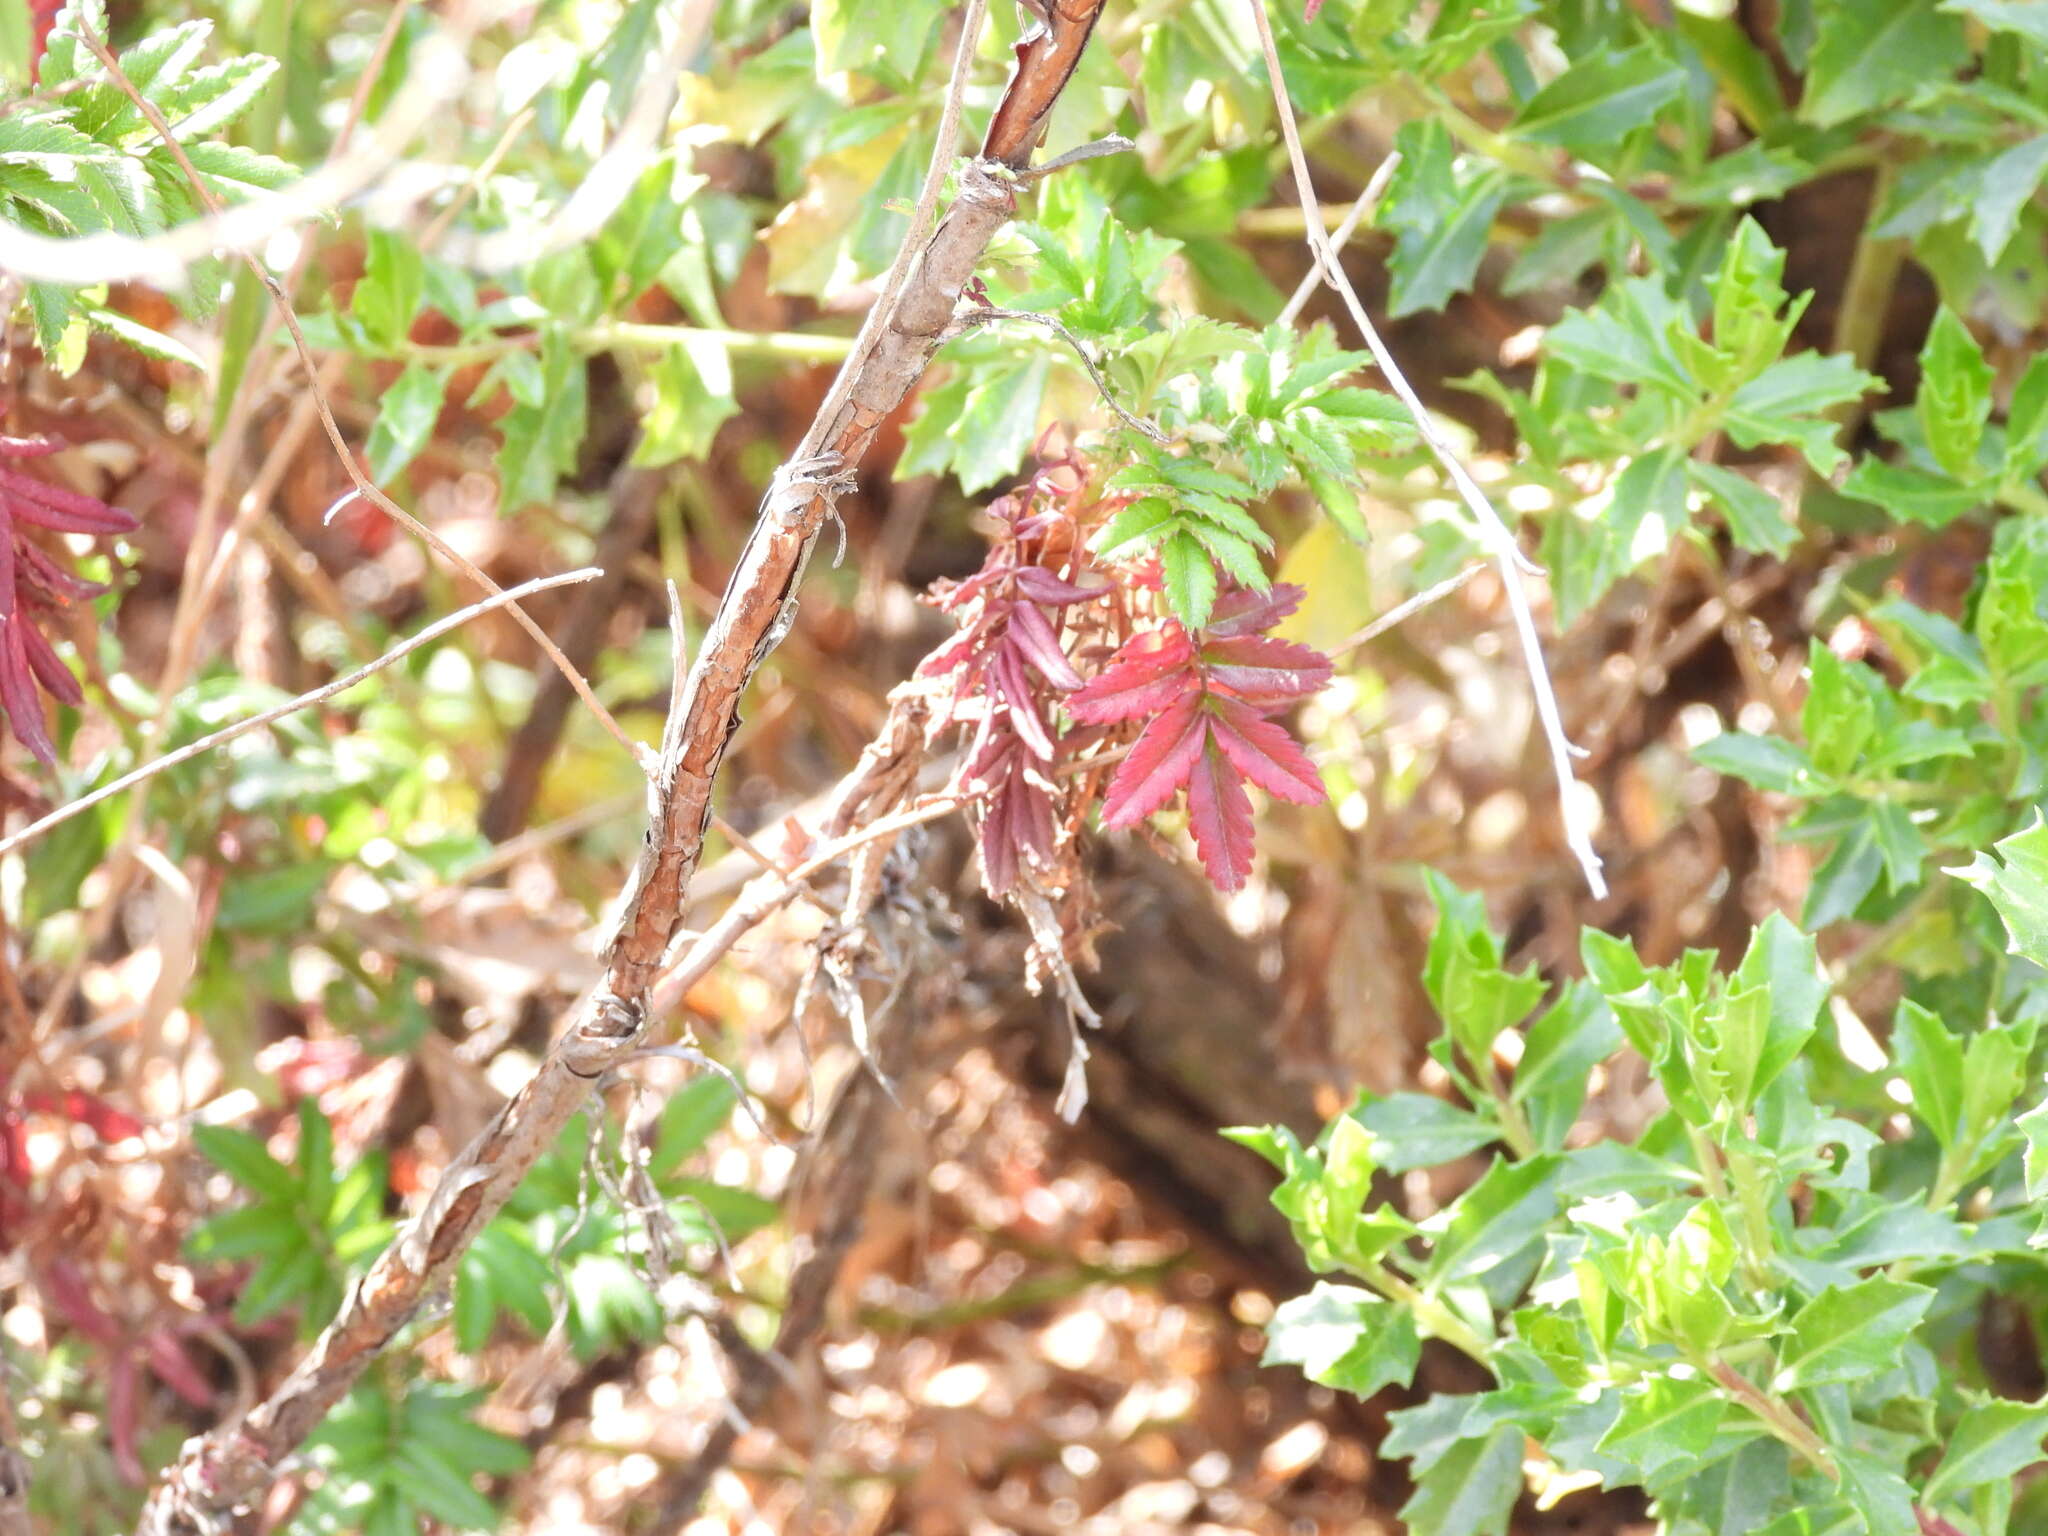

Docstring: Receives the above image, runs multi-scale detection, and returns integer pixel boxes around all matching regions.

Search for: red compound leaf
[1072,582,1331,890]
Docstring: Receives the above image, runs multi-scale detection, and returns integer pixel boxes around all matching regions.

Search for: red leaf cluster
[921,458,1107,894]
[1068,585,1331,890]
[0,432,137,763]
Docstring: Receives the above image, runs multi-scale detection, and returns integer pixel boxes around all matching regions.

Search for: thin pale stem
[0,571,601,858]
[1241,0,1607,898]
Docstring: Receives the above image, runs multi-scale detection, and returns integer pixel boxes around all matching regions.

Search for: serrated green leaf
[1381,119,1508,318]
[1923,1398,2048,1505]
[2020,1099,2048,1201]
[1773,1278,1934,1389]
[1839,457,1986,529]
[365,364,447,482]
[1396,1423,1522,1536]
[1512,46,1687,152]
[1263,1282,1421,1399]
[193,1124,301,1203]
[1689,461,1796,556]
[1917,308,1995,479]
[1596,1375,1728,1479]
[161,52,279,140]
[179,139,297,201]
[1955,813,2048,966]
[950,356,1049,494]
[1800,0,1968,127]
[1094,496,1177,556]
[633,339,738,467]
[1969,134,2048,263]
[1723,353,1878,475]
[1159,531,1218,629]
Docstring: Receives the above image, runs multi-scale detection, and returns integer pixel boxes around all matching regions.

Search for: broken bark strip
[136,5,1108,1532]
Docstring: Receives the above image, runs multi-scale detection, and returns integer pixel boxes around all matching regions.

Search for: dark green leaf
[1512,46,1687,152]
[1800,0,1968,126]
[1396,1423,1523,1536]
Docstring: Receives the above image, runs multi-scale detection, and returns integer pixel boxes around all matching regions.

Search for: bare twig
[1334,561,1485,653]
[955,305,1169,441]
[1242,0,1608,898]
[0,571,601,859]
[1276,150,1401,329]
[135,2,1110,1526]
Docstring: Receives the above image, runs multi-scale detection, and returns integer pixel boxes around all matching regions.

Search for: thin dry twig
[956,304,1167,441]
[1334,561,1485,653]
[1276,150,1401,329]
[1241,0,1608,898]
[0,570,602,859]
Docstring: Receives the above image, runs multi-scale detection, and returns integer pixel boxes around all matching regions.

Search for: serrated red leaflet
[1202,633,1333,703]
[1101,690,1206,826]
[1207,696,1324,804]
[1073,580,1332,891]
[1207,582,1303,636]
[0,435,134,762]
[1186,741,1257,889]
[1067,628,1196,723]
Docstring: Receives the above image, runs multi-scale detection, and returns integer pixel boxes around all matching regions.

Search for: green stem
[1707,1359,1839,1480]
[1827,161,1903,438]
[1356,1258,1496,1368]
[1720,1140,1779,1290]
[1477,1055,1537,1160]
